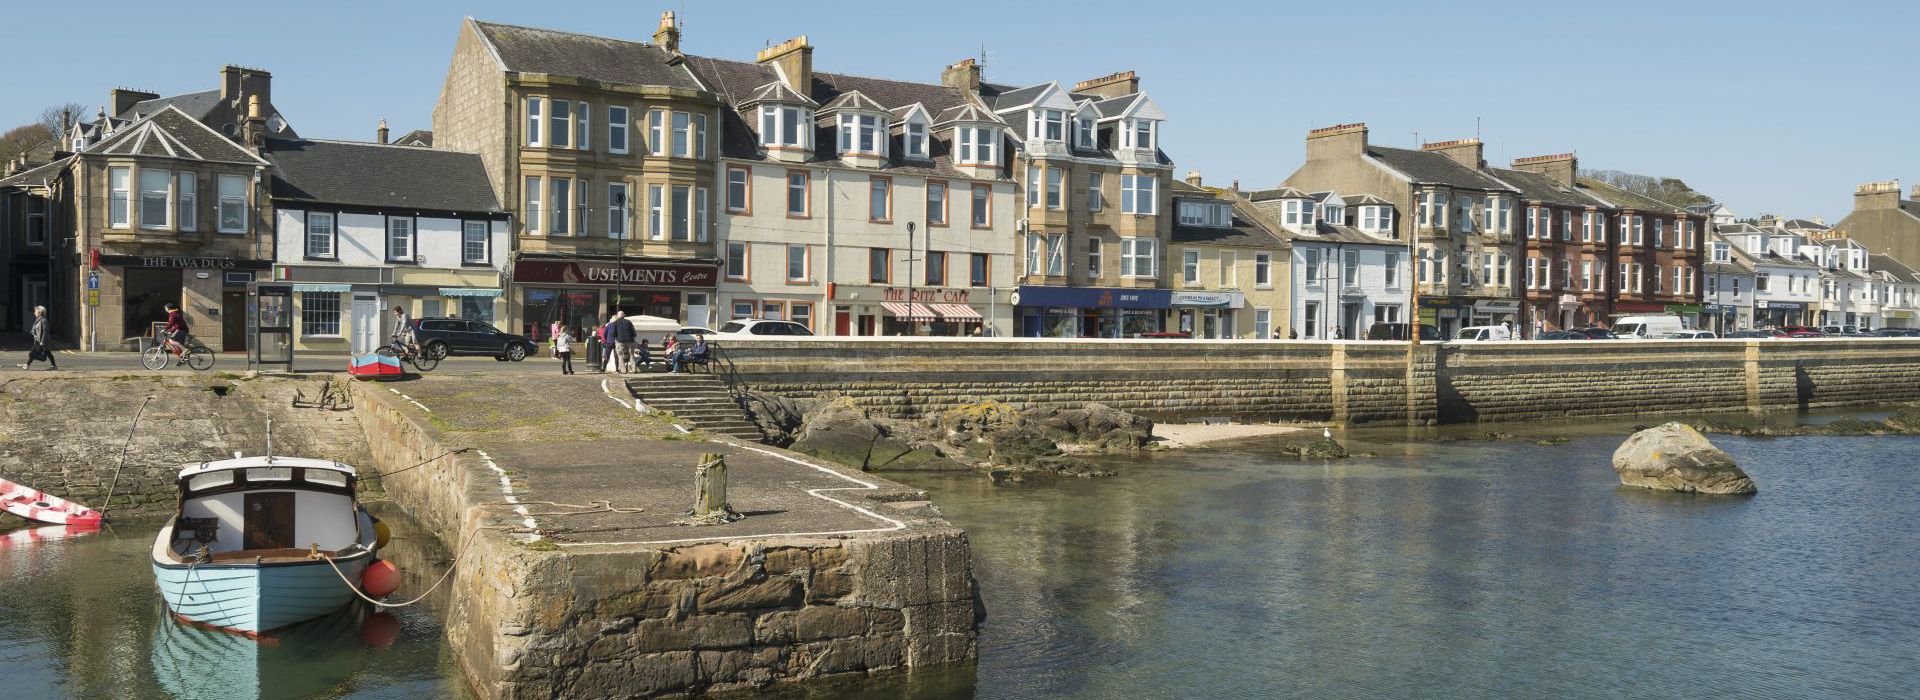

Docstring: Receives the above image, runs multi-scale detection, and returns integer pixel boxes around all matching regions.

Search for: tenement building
[265,132,508,354]
[1835,181,1920,269]
[1703,233,1757,333]
[688,39,1017,336]
[1496,154,1615,332]
[1282,124,1521,337]
[1167,176,1290,338]
[1574,176,1706,328]
[432,15,727,340]
[1247,184,1405,340]
[0,157,72,339]
[984,71,1174,338]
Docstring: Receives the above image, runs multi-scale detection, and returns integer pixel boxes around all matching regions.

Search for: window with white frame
[608,106,629,154]
[1594,212,1607,243]
[1304,248,1322,284]
[786,172,808,216]
[1655,219,1666,248]
[550,178,571,235]
[787,244,808,281]
[1561,259,1572,289]
[1182,249,1200,285]
[1384,252,1399,287]
[526,97,543,146]
[305,211,335,258]
[523,177,542,233]
[1582,211,1596,242]
[971,184,990,227]
[758,106,809,148]
[1561,211,1572,241]
[956,126,997,165]
[1087,237,1103,278]
[139,168,170,229]
[1526,206,1541,239]
[550,100,570,148]
[726,167,750,213]
[1455,196,1473,233]
[1046,169,1063,209]
[694,113,708,159]
[1323,202,1345,226]
[1030,109,1066,142]
[905,122,927,158]
[837,114,886,155]
[927,181,947,225]
[1255,308,1271,339]
[463,221,489,264]
[301,292,340,336]
[1343,250,1359,287]
[1075,115,1095,148]
[1088,172,1103,211]
[725,242,747,280]
[1121,119,1155,150]
[1361,205,1391,233]
[1486,196,1507,234]
[217,175,247,233]
[671,112,692,157]
[109,167,130,228]
[1121,174,1156,215]
[1046,234,1066,276]
[1582,261,1594,291]
[576,102,589,150]
[647,184,665,239]
[1499,253,1512,287]
[1634,263,1645,292]
[176,173,196,231]
[869,178,890,222]
[388,217,413,261]
[1026,166,1040,207]
[1674,266,1685,294]
[608,183,628,238]
[1255,252,1274,287]
[1121,238,1156,278]
[577,179,590,236]
[672,184,692,240]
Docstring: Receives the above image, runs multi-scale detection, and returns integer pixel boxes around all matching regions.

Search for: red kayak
[1,478,104,526]
[348,353,405,381]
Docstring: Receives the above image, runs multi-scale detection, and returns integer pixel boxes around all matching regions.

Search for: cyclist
[391,307,418,356]
[160,302,190,365]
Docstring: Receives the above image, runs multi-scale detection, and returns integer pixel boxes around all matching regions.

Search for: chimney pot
[1304,122,1368,161]
[653,11,681,53]
[1185,170,1202,187]
[377,119,389,144]
[1072,71,1139,100]
[756,36,813,94]
[940,58,981,95]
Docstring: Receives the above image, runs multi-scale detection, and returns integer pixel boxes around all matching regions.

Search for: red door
[835,311,852,336]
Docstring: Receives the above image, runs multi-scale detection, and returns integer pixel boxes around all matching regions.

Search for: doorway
[122,268,180,344]
[835,311,852,336]
[350,293,380,355]
[684,292,710,327]
[222,291,249,351]
[242,492,295,550]
[21,274,49,332]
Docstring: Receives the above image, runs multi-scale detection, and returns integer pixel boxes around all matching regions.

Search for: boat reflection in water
[151,603,398,700]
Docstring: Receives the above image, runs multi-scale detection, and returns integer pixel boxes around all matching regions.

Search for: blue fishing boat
[150,455,380,636]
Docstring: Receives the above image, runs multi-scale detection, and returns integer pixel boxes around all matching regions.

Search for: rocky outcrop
[1695,410,1920,438]
[742,391,817,447]
[1024,403,1154,451]
[787,397,957,471]
[1612,422,1757,495]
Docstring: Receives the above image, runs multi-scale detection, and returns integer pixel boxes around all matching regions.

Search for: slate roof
[1248,198,1401,246]
[1087,93,1141,120]
[742,80,817,107]
[1368,146,1514,192]
[1781,218,1830,231]
[264,138,500,214]
[119,89,221,121]
[0,156,74,190]
[1899,200,1920,220]
[1170,195,1286,249]
[818,90,886,113]
[1343,193,1390,206]
[1246,186,1312,202]
[1491,168,1608,208]
[1870,254,1920,282]
[1705,256,1754,275]
[85,107,265,164]
[1576,177,1688,215]
[982,83,1049,111]
[391,129,433,147]
[472,20,703,91]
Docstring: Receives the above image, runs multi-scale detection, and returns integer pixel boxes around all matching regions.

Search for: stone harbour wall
[712,338,1920,426]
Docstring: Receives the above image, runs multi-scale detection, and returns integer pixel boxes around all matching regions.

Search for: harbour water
[4,414,1918,699]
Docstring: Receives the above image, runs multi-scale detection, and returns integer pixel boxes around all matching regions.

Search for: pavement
[0,348,614,375]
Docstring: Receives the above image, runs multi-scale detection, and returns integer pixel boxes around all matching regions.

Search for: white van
[1453,325,1514,342]
[1612,315,1686,339]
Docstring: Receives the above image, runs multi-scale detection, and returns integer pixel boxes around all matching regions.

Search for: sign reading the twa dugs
[513,260,718,288]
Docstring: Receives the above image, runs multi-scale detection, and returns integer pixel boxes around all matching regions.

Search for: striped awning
[291,283,352,293]
[932,303,982,321]
[438,287,504,298]
[880,302,938,321]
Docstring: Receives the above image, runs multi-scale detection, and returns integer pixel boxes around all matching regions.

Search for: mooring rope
[316,535,477,609]
[100,395,154,519]
[358,448,472,482]
[504,499,647,517]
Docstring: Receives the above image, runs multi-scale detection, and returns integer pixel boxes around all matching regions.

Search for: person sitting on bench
[668,336,709,374]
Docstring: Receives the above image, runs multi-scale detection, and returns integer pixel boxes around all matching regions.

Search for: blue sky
[7,0,1914,221]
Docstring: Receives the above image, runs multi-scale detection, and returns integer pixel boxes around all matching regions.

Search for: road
[3,349,594,375]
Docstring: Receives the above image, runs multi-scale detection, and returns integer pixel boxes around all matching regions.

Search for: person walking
[610,311,637,374]
[554,322,575,375]
[600,315,619,372]
[19,305,56,371]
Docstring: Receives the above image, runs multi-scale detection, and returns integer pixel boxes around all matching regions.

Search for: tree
[39,102,87,143]
[1579,169,1714,208]
[0,123,54,166]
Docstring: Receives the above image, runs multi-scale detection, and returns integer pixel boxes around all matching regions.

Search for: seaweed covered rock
[1024,403,1153,451]
[1612,422,1756,495]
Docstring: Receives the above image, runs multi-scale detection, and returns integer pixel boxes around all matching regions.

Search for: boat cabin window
[248,467,294,482]
[187,471,236,492]
[304,469,347,487]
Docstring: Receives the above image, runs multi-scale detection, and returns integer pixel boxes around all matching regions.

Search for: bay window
[672,112,691,157]
[649,110,666,154]
[1121,119,1155,150]
[694,113,708,159]
[576,102,588,150]
[608,183,628,238]
[109,166,130,228]
[549,178,571,235]
[671,184,691,240]
[140,168,171,228]
[1088,173,1103,211]
[1088,238,1103,278]
[1120,238,1156,278]
[523,177,542,233]
[1026,166,1040,207]
[838,114,885,155]
[1046,168,1063,209]
[956,126,997,165]
[759,106,808,148]
[1030,109,1066,142]
[1121,174,1156,215]
[550,100,570,148]
[1027,234,1064,276]
[526,97,543,146]
[647,184,664,239]
[177,173,196,231]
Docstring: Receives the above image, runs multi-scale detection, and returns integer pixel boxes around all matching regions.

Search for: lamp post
[906,221,917,336]
[1406,191,1422,427]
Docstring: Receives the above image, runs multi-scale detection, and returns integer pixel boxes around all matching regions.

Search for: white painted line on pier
[599,378,633,410]
[475,448,539,534]
[558,440,907,548]
[387,387,432,413]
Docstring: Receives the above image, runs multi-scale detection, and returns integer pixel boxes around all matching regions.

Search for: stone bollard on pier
[679,451,743,525]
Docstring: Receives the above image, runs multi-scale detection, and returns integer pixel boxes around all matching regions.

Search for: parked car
[1452,325,1514,342]
[1536,330,1582,340]
[1138,330,1193,339]
[1664,330,1717,339]
[1873,328,1920,337]
[1365,323,1442,341]
[673,326,717,343]
[1612,315,1687,339]
[1779,326,1825,338]
[1569,327,1619,339]
[710,319,814,337]
[1819,325,1860,335]
[1725,329,1779,339]
[412,318,538,361]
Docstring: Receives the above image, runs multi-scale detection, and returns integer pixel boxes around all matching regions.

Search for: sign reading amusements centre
[512,260,719,288]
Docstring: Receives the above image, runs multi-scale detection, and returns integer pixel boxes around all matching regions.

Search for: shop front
[509,256,718,341]
[1665,303,1704,331]
[1703,303,1748,334]
[1885,310,1915,329]
[1168,291,1244,339]
[1755,300,1805,327]
[828,284,1006,337]
[1418,297,1518,338]
[1013,286,1170,338]
[95,254,272,353]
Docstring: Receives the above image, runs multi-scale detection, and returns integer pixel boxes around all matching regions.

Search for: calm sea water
[5,417,1917,700]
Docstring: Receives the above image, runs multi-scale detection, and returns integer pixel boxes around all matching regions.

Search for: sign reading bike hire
[512,260,719,288]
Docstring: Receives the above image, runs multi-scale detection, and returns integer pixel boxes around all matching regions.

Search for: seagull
[1323,427,1333,440]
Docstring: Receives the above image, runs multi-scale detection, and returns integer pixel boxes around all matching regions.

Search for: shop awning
[291,284,352,293]
[932,303,982,321]
[439,287,504,298]
[881,302,938,320]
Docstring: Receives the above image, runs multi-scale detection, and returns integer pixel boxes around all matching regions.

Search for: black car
[1569,327,1618,339]
[1365,323,1442,341]
[1536,330,1582,340]
[411,318,538,361]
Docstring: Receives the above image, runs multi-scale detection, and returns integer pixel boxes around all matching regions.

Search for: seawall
[713,338,1920,425]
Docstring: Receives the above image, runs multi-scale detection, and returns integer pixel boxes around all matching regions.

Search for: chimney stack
[1511,153,1579,186]
[220,65,272,110]
[1185,170,1203,187]
[1072,71,1139,100]
[109,87,160,118]
[243,94,266,149]
[653,11,681,53]
[756,36,813,95]
[1421,138,1484,170]
[940,58,981,96]
[1304,122,1368,162]
[377,119,390,144]
[1854,180,1901,212]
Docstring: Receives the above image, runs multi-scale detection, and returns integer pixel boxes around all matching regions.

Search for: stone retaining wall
[712,338,1920,426]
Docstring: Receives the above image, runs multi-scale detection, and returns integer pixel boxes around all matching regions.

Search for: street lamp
[906,221,917,336]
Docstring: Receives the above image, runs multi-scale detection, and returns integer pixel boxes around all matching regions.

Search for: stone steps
[626,375,765,442]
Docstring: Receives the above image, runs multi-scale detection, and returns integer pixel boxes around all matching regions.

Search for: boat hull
[151,510,378,635]
[1,477,103,525]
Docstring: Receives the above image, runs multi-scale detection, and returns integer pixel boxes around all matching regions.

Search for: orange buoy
[361,611,401,648]
[362,560,402,598]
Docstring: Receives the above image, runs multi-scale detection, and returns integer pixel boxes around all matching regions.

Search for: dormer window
[905,122,928,159]
[1178,201,1233,227]
[1281,199,1312,230]
[1360,205,1393,234]
[1322,202,1345,227]
[759,106,810,148]
[1029,109,1066,142]
[1075,115,1095,148]
[1712,242,1730,263]
[837,114,887,156]
[1120,119,1156,150]
[956,126,998,165]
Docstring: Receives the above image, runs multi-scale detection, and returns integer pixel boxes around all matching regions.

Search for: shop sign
[1169,291,1243,308]
[1012,285,1170,310]
[1665,303,1704,314]
[97,254,272,270]
[1758,301,1802,310]
[883,287,971,303]
[1473,299,1520,313]
[513,260,717,288]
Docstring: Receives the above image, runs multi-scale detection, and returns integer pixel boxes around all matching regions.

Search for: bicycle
[142,334,214,371]
[375,337,438,372]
